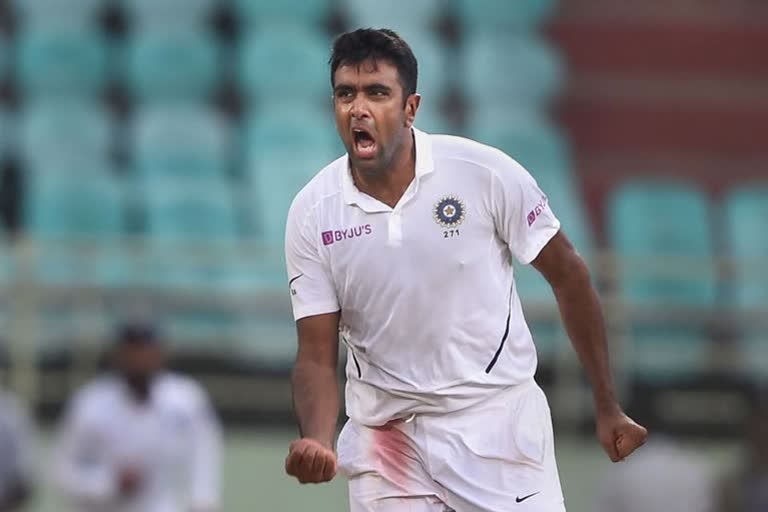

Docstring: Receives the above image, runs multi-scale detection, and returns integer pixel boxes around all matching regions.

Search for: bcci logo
[433,195,466,228]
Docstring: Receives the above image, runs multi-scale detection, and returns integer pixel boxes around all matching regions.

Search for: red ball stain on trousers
[371,422,414,490]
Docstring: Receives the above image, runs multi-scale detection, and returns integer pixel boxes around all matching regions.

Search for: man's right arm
[285,311,341,484]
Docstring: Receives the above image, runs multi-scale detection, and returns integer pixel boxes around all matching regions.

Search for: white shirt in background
[54,373,222,512]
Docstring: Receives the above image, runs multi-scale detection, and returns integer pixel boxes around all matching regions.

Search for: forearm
[291,361,339,447]
[552,266,620,415]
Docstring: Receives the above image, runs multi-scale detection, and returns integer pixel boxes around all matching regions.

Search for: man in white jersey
[284,29,647,511]
[54,323,222,512]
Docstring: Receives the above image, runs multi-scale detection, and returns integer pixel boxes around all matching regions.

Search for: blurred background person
[0,389,34,511]
[716,399,768,512]
[52,323,222,512]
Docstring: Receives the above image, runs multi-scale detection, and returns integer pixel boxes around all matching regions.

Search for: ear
[404,93,421,128]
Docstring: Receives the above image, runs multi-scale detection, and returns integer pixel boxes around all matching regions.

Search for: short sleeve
[285,199,340,320]
[491,155,560,265]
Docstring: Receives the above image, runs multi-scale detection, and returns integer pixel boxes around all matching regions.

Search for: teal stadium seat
[243,108,339,242]
[142,180,251,291]
[723,185,768,307]
[0,35,8,80]
[231,0,333,27]
[462,33,563,109]
[23,173,127,286]
[609,181,716,380]
[609,181,716,307]
[340,0,442,33]
[465,108,571,187]
[20,101,113,167]
[122,0,216,28]
[133,105,232,179]
[453,0,557,31]
[239,27,330,104]
[144,179,238,245]
[12,0,103,27]
[396,29,450,107]
[126,29,219,102]
[16,28,108,97]
[0,109,12,159]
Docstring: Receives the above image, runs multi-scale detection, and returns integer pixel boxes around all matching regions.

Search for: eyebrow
[333,83,392,93]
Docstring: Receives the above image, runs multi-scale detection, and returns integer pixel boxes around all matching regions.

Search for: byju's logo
[527,195,549,227]
[322,224,372,246]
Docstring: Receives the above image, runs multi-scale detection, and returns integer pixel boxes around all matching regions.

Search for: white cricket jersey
[54,373,222,512]
[285,128,560,426]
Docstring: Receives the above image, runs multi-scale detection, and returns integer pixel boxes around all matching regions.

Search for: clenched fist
[285,438,338,484]
[596,411,648,462]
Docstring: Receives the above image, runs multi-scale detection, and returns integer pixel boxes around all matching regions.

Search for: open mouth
[352,127,377,159]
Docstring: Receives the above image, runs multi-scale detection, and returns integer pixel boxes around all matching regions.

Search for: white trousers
[337,380,566,512]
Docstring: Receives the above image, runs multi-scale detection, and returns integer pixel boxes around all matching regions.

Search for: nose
[349,96,370,119]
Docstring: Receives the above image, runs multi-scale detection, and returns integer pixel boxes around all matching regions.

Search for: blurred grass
[32,429,740,512]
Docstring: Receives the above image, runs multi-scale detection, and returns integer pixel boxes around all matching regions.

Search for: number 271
[443,229,460,238]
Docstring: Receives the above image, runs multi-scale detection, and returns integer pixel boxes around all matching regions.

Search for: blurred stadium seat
[24,173,124,241]
[19,100,113,167]
[723,185,768,307]
[133,105,233,179]
[122,0,216,28]
[238,26,330,105]
[609,181,717,380]
[11,0,103,27]
[340,0,442,33]
[0,34,8,80]
[16,27,108,98]
[609,181,716,307]
[453,0,558,31]
[22,173,127,287]
[126,29,219,103]
[231,0,333,27]
[143,179,238,245]
[0,108,12,159]
[396,29,450,107]
[462,33,563,108]
[242,107,339,241]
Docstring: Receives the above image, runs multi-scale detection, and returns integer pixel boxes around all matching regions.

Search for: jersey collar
[341,127,435,209]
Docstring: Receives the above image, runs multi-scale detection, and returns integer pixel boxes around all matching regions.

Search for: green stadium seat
[126,29,219,102]
[465,108,571,185]
[16,28,108,98]
[462,34,563,108]
[24,173,124,240]
[133,105,233,179]
[231,0,333,27]
[395,29,450,105]
[0,109,12,159]
[19,101,113,167]
[453,0,557,31]
[11,0,103,27]
[23,173,127,287]
[249,153,335,243]
[629,329,713,381]
[122,0,215,28]
[340,0,442,33]
[239,26,330,104]
[609,181,716,307]
[144,179,238,245]
[723,185,768,307]
[242,106,339,162]
[0,35,8,81]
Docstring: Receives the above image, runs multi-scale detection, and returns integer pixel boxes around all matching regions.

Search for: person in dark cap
[53,322,222,512]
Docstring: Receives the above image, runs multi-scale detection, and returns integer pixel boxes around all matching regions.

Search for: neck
[352,130,416,208]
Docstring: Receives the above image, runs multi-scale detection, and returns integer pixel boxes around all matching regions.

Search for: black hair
[330,28,418,101]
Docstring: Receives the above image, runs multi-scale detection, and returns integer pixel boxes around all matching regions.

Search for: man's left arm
[187,387,223,512]
[532,231,647,462]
